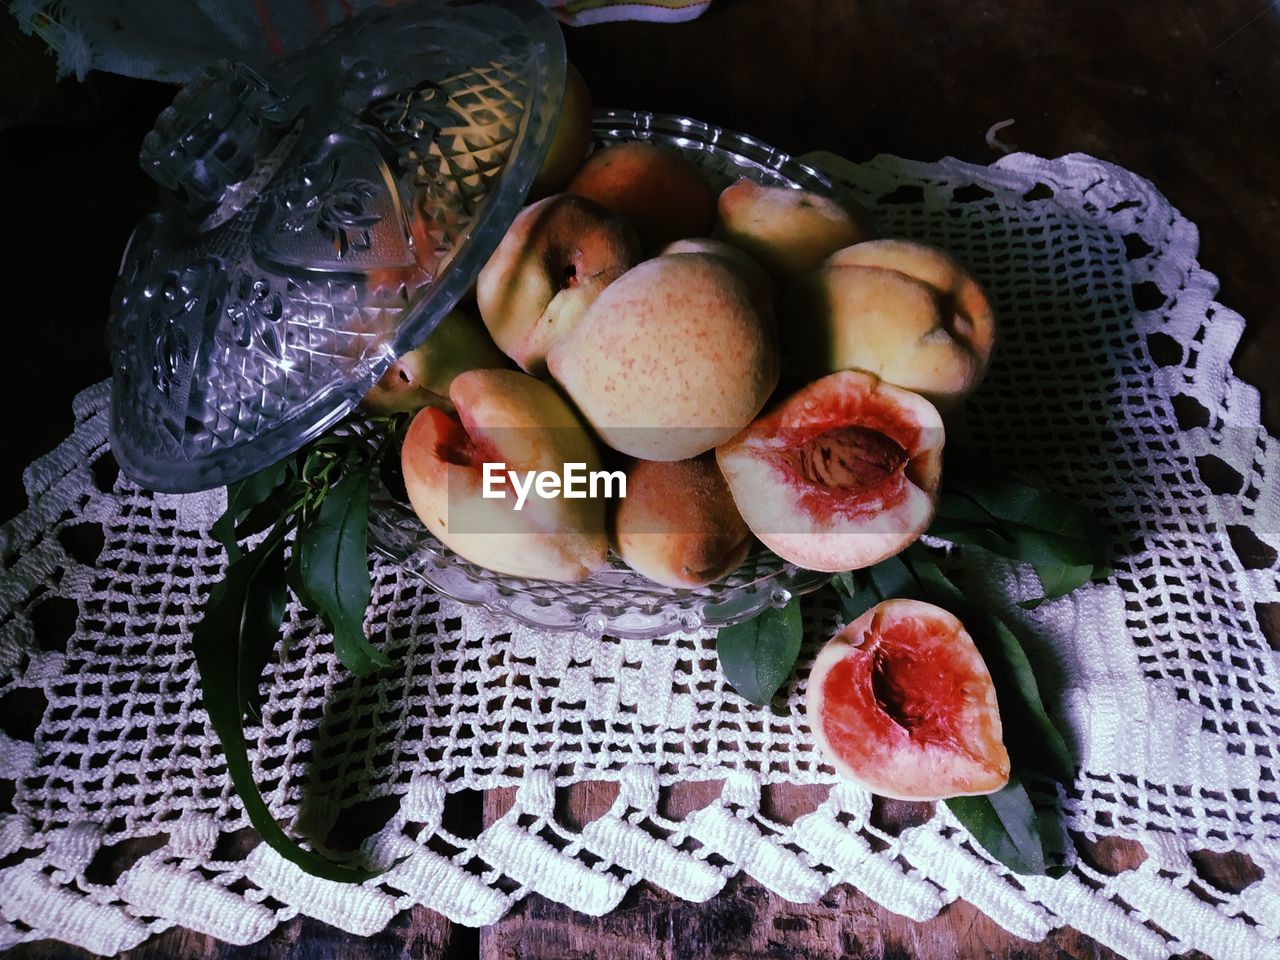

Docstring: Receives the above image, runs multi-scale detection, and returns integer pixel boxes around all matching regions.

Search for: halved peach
[807,598,1010,800]
[715,371,943,572]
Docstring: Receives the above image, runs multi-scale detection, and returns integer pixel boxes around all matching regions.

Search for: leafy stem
[195,416,406,879]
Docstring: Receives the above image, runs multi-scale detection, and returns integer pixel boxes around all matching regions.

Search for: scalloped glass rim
[367,110,839,638]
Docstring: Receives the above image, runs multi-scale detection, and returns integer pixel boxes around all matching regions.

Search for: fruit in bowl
[782,239,996,410]
[716,178,876,285]
[360,308,508,416]
[477,193,641,377]
[716,370,944,573]
[566,140,718,251]
[400,369,609,582]
[548,252,779,462]
[610,454,753,589]
[373,109,996,628]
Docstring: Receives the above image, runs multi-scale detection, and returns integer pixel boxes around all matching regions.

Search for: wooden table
[2,1,1278,957]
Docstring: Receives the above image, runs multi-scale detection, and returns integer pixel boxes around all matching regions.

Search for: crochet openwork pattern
[1,151,1277,958]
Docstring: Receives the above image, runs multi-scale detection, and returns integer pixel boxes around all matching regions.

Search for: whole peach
[716,179,875,286]
[657,237,775,316]
[783,239,996,410]
[477,194,640,376]
[547,254,778,462]
[611,455,754,588]
[529,63,593,199]
[566,141,716,251]
[401,369,608,582]
[361,308,507,415]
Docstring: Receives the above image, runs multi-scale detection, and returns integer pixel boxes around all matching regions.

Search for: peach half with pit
[547,253,779,462]
[807,598,1010,800]
[401,369,607,582]
[715,370,943,573]
[783,239,996,410]
[477,194,641,377]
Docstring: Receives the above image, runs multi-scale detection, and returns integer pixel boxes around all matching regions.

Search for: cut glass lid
[107,0,565,492]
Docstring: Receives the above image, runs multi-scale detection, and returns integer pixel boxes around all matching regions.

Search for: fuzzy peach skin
[547,254,779,462]
[401,369,607,582]
[361,308,508,416]
[657,237,776,317]
[565,141,716,251]
[716,179,875,286]
[807,598,1010,800]
[783,239,996,410]
[477,194,640,377]
[716,370,943,572]
[528,63,592,199]
[611,455,754,588]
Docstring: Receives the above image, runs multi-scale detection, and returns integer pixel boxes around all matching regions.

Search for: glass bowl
[366,110,838,638]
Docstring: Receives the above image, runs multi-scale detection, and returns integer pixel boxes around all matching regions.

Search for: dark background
[1,1,1278,957]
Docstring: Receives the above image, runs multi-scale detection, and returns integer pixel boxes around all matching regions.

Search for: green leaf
[233,494,292,544]
[1035,792,1071,879]
[931,508,1099,568]
[943,450,1083,526]
[935,490,1002,527]
[929,449,1113,606]
[830,571,882,622]
[942,450,1111,555]
[285,546,319,613]
[213,460,292,561]
[866,554,920,602]
[192,528,379,882]
[831,572,858,597]
[946,773,1048,875]
[296,462,390,676]
[717,598,804,705]
[238,530,288,723]
[902,547,1074,784]
[1021,561,1096,609]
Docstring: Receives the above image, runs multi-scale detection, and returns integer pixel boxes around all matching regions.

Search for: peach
[657,237,776,316]
[783,239,996,410]
[716,370,943,572]
[565,141,716,250]
[547,254,779,461]
[529,63,593,200]
[361,308,507,415]
[716,178,875,285]
[401,369,607,582]
[611,455,754,588]
[808,598,1010,799]
[476,194,641,376]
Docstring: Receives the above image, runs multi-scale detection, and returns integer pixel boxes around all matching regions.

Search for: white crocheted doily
[1,152,1278,959]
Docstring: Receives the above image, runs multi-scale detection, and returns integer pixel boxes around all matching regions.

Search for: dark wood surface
[1,1,1278,958]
